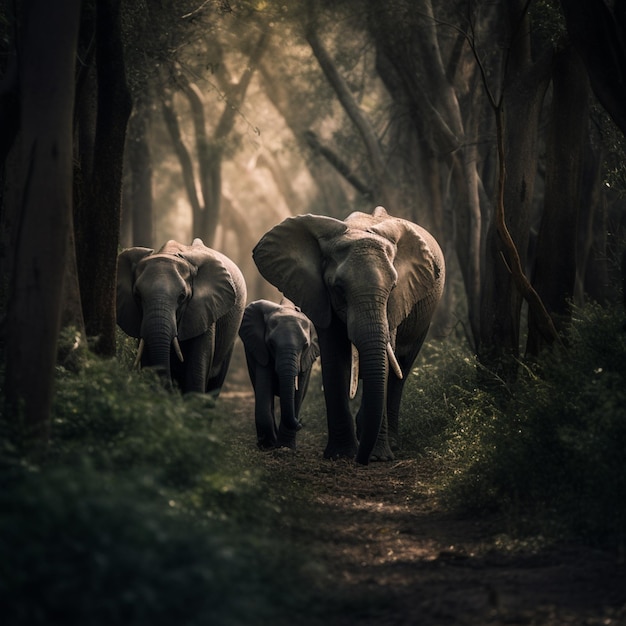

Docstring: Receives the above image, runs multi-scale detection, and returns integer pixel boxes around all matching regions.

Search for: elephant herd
[117,206,445,465]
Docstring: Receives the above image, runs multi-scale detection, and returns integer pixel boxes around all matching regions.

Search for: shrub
[418,302,626,546]
[0,349,314,626]
[0,465,282,626]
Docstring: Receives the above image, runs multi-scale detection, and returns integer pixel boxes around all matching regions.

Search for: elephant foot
[257,441,276,451]
[323,441,358,461]
[276,424,297,450]
[389,433,400,452]
[257,435,277,450]
[368,439,395,462]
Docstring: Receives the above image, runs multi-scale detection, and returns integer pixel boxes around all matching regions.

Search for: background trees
[1,0,625,443]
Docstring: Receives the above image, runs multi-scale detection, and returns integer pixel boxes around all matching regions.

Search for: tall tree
[560,0,626,137]
[161,29,268,246]
[4,0,82,447]
[478,1,553,373]
[123,95,154,247]
[526,47,590,355]
[73,0,132,356]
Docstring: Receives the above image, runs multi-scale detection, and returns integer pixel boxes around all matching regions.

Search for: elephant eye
[331,281,346,301]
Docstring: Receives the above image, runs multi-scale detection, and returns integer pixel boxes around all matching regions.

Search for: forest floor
[217,372,626,626]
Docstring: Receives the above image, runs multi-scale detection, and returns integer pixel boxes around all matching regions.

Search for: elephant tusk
[350,344,359,399]
[134,338,145,369]
[387,343,403,379]
[295,375,299,391]
[173,336,184,362]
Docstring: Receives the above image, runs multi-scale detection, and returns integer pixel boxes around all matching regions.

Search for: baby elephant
[239,299,319,450]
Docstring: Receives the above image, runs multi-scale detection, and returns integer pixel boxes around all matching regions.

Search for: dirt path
[218,382,626,626]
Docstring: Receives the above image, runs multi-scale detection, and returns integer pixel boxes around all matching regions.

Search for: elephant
[253,206,445,465]
[239,298,320,450]
[117,238,246,396]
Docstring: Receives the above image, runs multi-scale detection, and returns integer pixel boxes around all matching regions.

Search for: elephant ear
[179,242,238,341]
[301,327,320,373]
[116,246,154,337]
[253,214,347,328]
[239,300,277,366]
[372,220,442,330]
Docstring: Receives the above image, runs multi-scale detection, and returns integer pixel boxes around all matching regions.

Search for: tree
[122,94,154,248]
[4,0,82,447]
[526,47,591,355]
[477,1,554,373]
[560,0,626,137]
[73,0,132,357]
[161,28,268,246]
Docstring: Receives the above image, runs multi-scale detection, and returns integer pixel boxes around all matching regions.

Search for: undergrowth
[0,332,316,626]
[401,302,626,549]
[1,300,624,624]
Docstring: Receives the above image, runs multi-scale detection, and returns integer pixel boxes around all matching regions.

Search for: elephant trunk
[348,296,390,465]
[140,304,178,389]
[354,336,388,465]
[276,353,300,431]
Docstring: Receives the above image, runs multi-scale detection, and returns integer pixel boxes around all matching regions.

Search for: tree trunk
[560,0,626,137]
[366,0,485,346]
[526,48,590,355]
[4,0,81,449]
[305,19,395,210]
[125,97,154,247]
[478,3,552,376]
[258,57,351,217]
[161,93,203,226]
[75,0,132,356]
[201,31,268,245]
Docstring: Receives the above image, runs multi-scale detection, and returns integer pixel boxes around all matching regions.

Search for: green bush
[52,357,220,491]
[0,349,313,626]
[404,303,626,547]
[0,465,282,626]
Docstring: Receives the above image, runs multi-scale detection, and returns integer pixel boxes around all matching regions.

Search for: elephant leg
[206,346,234,398]
[318,322,358,460]
[210,316,241,397]
[253,366,278,449]
[358,402,394,462]
[386,327,429,450]
[173,328,215,394]
[177,333,213,394]
[276,419,297,450]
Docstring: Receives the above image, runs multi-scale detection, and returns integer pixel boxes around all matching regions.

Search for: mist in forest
[120,3,374,304]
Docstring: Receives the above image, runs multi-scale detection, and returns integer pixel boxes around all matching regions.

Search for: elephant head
[117,238,246,394]
[239,298,319,448]
[253,206,444,464]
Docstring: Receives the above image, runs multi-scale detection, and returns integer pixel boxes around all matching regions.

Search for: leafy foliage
[0,344,312,626]
[401,302,626,547]
[1,300,624,625]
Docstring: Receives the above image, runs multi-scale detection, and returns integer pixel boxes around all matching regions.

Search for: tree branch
[305,17,388,184]
[493,103,561,346]
[304,131,372,197]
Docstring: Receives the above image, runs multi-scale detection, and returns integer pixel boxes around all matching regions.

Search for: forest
[1,1,625,624]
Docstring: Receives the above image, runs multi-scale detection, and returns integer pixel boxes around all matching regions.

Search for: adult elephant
[239,298,319,450]
[117,238,246,396]
[253,206,445,465]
